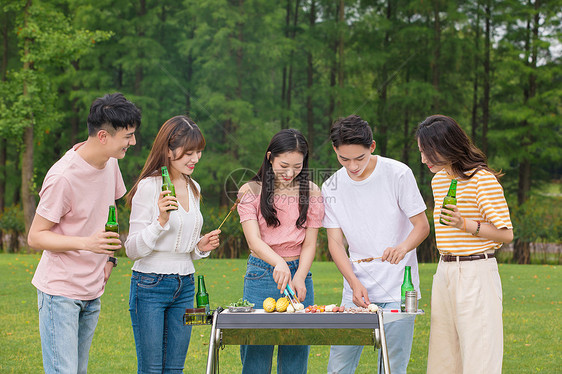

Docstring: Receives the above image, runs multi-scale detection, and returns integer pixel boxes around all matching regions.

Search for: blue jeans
[240,255,314,374]
[129,271,195,374]
[37,289,101,374]
[327,301,415,374]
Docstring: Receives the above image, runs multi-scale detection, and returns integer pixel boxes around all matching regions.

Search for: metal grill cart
[197,308,423,374]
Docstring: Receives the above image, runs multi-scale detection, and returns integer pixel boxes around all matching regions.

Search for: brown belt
[441,253,495,262]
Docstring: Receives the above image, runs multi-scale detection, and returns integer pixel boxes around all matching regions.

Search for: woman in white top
[125,115,220,374]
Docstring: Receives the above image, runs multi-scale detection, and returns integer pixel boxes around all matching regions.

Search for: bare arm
[381,211,430,264]
[241,219,290,294]
[442,204,514,243]
[103,260,114,283]
[327,227,370,307]
[292,226,318,302]
[27,213,118,254]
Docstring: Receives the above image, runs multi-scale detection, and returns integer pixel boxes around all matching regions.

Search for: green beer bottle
[196,275,210,314]
[401,266,415,312]
[439,179,457,225]
[105,205,119,250]
[161,166,176,211]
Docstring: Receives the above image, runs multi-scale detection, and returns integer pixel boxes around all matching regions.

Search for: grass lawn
[0,253,560,373]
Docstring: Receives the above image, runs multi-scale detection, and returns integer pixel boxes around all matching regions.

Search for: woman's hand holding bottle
[157,190,178,227]
[441,204,465,229]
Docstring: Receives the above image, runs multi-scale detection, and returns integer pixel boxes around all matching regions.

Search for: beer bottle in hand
[440,179,457,225]
[196,275,210,314]
[105,205,119,250]
[161,166,176,211]
[401,266,414,312]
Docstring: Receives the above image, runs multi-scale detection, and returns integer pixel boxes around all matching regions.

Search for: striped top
[432,168,512,256]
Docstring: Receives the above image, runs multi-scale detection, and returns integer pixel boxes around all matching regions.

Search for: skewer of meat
[217,190,249,230]
[352,256,382,263]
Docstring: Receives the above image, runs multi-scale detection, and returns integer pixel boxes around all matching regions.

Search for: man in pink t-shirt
[28,93,141,374]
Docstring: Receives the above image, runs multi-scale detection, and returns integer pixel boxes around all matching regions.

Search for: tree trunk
[186,38,194,113]
[281,0,291,129]
[0,139,5,210]
[69,61,80,147]
[1,12,8,218]
[327,8,338,128]
[513,0,539,264]
[285,0,300,128]
[0,139,5,251]
[336,0,344,113]
[377,0,392,157]
[513,239,530,264]
[417,156,437,262]
[21,0,36,239]
[482,0,491,154]
[470,1,481,143]
[306,0,315,157]
[401,69,410,164]
[22,126,35,236]
[431,1,441,112]
[134,0,146,156]
[1,11,8,82]
[236,0,244,100]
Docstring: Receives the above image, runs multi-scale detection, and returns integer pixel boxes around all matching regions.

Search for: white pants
[427,257,503,374]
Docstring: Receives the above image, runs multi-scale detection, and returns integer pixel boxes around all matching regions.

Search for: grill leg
[206,312,220,374]
[377,310,391,374]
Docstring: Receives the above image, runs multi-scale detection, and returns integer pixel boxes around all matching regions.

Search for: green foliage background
[0,0,560,259]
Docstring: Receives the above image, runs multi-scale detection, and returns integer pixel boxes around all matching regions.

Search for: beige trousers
[427,257,503,374]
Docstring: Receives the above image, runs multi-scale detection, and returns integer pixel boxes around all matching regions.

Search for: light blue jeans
[327,300,415,374]
[241,255,314,374]
[37,289,101,374]
[129,271,195,374]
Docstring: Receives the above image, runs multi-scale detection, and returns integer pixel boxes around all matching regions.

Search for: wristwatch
[108,256,118,267]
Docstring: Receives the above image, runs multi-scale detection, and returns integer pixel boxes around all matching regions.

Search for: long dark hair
[416,114,502,180]
[126,115,206,206]
[252,129,310,229]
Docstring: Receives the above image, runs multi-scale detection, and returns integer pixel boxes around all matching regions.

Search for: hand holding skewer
[352,256,382,263]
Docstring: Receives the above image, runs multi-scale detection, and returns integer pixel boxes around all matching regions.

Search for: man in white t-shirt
[322,115,429,374]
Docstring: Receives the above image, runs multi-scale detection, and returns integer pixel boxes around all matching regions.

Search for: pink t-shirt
[31,143,126,300]
[237,192,324,257]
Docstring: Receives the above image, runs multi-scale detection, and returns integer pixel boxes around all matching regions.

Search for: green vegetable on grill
[229,298,254,307]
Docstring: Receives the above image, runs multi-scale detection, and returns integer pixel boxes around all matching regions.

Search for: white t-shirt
[125,176,208,275]
[322,156,426,303]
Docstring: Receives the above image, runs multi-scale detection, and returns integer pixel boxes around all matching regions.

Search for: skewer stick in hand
[217,190,249,230]
[352,256,382,263]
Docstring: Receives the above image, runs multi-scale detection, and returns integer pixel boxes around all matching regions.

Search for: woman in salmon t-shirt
[237,129,324,374]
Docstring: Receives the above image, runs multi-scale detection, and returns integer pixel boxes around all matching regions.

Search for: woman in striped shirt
[416,115,513,374]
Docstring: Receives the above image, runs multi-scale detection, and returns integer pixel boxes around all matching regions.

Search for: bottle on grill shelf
[400,266,415,312]
[196,275,210,315]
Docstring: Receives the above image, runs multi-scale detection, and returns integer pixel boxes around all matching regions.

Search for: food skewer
[325,229,382,264]
[352,256,382,263]
[217,190,249,230]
